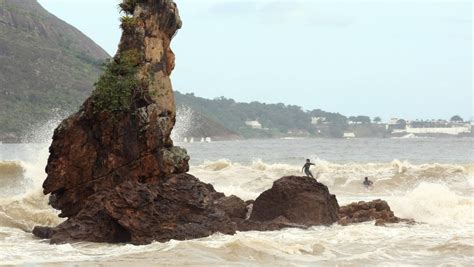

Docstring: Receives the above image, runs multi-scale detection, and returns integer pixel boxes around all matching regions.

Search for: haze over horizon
[38,0,473,121]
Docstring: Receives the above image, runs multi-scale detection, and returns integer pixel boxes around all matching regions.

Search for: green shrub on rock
[120,16,137,31]
[92,49,142,113]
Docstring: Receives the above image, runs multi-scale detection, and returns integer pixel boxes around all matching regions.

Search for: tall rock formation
[34,0,236,244]
[43,0,187,218]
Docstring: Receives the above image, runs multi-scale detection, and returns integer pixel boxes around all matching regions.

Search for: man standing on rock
[302,159,316,179]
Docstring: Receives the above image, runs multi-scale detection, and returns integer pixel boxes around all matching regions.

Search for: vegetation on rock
[120,16,137,31]
[92,50,141,113]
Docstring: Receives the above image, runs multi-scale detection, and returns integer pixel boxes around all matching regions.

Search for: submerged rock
[338,199,410,226]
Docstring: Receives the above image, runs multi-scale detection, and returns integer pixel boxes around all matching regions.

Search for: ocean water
[0,137,473,266]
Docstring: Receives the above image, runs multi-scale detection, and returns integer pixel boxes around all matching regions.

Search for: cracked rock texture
[33,0,237,244]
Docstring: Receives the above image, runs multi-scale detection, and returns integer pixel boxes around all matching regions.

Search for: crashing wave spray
[172,105,194,142]
[0,109,69,230]
[20,108,71,144]
[190,159,474,200]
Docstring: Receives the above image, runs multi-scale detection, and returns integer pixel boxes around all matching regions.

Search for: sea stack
[33,0,236,245]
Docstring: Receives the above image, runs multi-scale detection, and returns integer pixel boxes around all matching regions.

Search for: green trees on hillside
[450,115,463,122]
[174,92,352,138]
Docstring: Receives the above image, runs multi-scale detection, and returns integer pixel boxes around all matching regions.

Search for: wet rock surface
[338,199,410,226]
[227,176,340,232]
[39,174,236,245]
[215,195,248,220]
[249,176,340,226]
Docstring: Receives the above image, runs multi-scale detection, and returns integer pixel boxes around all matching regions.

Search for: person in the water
[363,177,374,188]
[302,159,315,178]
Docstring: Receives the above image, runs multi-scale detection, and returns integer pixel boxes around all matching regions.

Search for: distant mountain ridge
[0,0,109,140]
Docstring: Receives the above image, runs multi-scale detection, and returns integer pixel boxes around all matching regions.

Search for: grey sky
[38,0,472,121]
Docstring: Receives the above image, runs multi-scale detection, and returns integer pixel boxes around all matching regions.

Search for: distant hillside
[174,92,350,138]
[0,0,109,140]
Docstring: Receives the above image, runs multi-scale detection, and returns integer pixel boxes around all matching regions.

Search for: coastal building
[245,120,263,129]
[343,132,356,138]
[392,125,471,135]
[388,118,400,125]
[311,117,326,125]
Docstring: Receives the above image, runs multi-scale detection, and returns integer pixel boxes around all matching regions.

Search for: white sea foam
[390,182,474,225]
[0,138,472,265]
[190,158,473,199]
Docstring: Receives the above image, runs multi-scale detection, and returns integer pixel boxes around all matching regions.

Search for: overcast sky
[38,0,472,121]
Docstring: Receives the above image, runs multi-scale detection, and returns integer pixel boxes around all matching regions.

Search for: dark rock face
[249,176,340,226]
[338,199,405,226]
[33,0,237,245]
[41,0,187,220]
[215,195,248,220]
[39,174,236,245]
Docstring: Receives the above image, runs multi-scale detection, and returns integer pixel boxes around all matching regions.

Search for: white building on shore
[393,125,471,135]
[343,132,356,138]
[245,120,263,129]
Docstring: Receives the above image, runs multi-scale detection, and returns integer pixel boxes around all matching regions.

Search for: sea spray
[20,108,70,144]
[189,159,474,199]
[390,182,474,225]
[172,105,194,142]
[0,112,64,231]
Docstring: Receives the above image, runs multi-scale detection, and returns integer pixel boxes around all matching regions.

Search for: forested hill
[174,92,352,138]
[0,0,109,140]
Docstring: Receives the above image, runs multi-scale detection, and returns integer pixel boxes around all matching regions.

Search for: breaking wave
[390,182,474,225]
[0,157,472,231]
[0,160,60,231]
[0,190,62,231]
[0,161,25,185]
[190,159,474,199]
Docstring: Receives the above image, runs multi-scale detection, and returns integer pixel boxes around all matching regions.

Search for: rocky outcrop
[247,176,340,227]
[33,0,237,244]
[338,199,409,226]
[215,195,248,220]
[41,0,187,219]
[35,174,236,245]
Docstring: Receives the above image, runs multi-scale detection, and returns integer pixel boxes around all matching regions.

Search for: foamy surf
[190,159,474,200]
[0,138,473,266]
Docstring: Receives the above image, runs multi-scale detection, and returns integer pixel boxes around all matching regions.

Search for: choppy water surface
[0,138,473,266]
